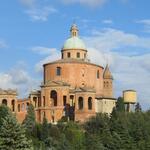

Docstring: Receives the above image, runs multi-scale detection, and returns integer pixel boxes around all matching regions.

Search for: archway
[88,97,92,110]
[2,99,7,105]
[78,97,83,110]
[11,100,15,111]
[50,90,57,106]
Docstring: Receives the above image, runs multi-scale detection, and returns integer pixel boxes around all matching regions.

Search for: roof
[43,58,104,69]
[103,64,113,79]
[62,24,86,50]
[62,36,86,50]
[69,87,96,93]
[41,80,70,87]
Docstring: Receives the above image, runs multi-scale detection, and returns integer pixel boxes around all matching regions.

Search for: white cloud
[62,0,108,7]
[83,28,150,109]
[0,62,40,98]
[102,19,113,24]
[32,47,60,73]
[136,19,150,33]
[19,0,57,21]
[31,46,57,55]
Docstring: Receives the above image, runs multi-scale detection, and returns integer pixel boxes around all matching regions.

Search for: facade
[0,24,116,123]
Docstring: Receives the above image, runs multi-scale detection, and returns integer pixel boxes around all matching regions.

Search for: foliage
[0,109,33,150]
[23,104,36,136]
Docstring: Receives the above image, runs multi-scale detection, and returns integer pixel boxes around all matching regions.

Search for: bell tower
[103,64,113,98]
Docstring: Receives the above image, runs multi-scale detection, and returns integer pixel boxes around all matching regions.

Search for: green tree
[23,104,36,135]
[116,97,125,112]
[0,111,33,150]
[135,102,142,112]
[41,117,49,140]
[0,104,10,126]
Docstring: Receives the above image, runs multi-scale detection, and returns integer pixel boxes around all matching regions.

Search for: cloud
[136,19,150,33]
[31,46,57,55]
[32,47,60,73]
[0,62,40,98]
[102,19,113,24]
[83,28,150,109]
[19,0,57,21]
[62,0,108,7]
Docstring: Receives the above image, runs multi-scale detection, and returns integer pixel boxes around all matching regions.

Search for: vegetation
[1,98,150,150]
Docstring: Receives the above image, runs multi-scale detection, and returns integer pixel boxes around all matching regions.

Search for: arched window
[88,97,92,110]
[33,97,37,108]
[26,102,29,110]
[18,104,20,112]
[43,96,45,107]
[104,81,106,88]
[78,97,83,110]
[67,52,71,58]
[50,90,57,106]
[77,52,80,58]
[56,67,61,76]
[63,96,67,106]
[106,81,109,88]
[97,70,100,79]
[11,100,15,111]
[2,99,7,105]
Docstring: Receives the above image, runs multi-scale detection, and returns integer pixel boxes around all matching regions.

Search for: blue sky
[0,0,150,109]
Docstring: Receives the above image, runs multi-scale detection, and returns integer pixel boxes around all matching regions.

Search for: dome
[62,24,86,50]
[63,36,86,50]
[103,64,113,79]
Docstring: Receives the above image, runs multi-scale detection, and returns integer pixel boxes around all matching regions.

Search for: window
[56,67,61,76]
[62,53,64,59]
[67,52,71,58]
[63,96,67,106]
[2,99,7,105]
[11,100,15,111]
[43,96,45,107]
[78,97,83,110]
[50,90,57,106]
[88,97,92,110]
[84,53,86,58]
[18,104,20,112]
[77,52,80,58]
[97,70,100,79]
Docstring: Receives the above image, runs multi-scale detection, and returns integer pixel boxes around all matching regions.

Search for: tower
[103,64,113,98]
[123,90,137,112]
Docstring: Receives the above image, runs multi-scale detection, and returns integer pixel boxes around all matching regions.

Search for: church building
[0,24,116,123]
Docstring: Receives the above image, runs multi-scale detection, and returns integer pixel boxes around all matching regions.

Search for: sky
[0,0,150,109]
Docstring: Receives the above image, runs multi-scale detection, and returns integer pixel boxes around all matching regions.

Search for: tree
[23,104,36,135]
[135,102,142,112]
[0,111,33,150]
[116,97,125,112]
[0,104,10,126]
[41,117,49,140]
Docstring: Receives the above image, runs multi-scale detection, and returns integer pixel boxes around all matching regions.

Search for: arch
[26,102,29,110]
[33,97,37,108]
[11,100,15,111]
[2,99,7,105]
[56,67,61,76]
[18,104,20,112]
[78,97,83,110]
[43,96,45,107]
[88,97,92,110]
[77,52,80,58]
[97,70,100,79]
[67,52,71,58]
[50,90,57,106]
[106,81,109,87]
